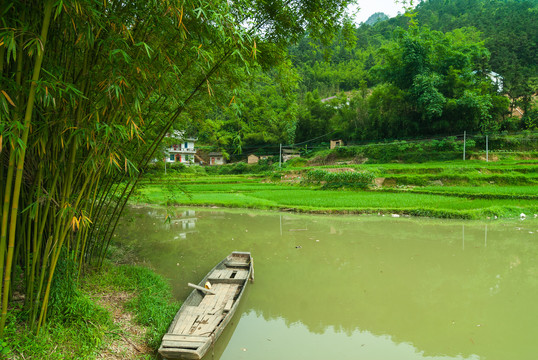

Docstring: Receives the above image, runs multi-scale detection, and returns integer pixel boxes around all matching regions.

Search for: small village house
[330,140,344,149]
[248,154,259,164]
[209,152,226,165]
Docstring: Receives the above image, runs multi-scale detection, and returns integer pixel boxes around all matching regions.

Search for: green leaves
[411,73,446,119]
[108,48,131,63]
[304,169,375,189]
[134,42,153,58]
[0,340,10,357]
[373,24,501,135]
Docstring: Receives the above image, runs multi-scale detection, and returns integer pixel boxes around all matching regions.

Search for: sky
[351,0,409,24]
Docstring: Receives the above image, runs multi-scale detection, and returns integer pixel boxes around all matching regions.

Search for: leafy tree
[371,24,506,136]
[295,89,336,142]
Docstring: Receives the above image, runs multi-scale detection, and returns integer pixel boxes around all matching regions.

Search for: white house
[165,130,197,165]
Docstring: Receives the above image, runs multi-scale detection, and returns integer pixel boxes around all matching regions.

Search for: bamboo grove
[0,0,354,337]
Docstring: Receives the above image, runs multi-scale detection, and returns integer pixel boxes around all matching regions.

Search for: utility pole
[486,135,489,162]
[279,143,282,168]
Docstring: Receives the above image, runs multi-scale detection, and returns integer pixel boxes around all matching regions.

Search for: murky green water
[115,206,538,360]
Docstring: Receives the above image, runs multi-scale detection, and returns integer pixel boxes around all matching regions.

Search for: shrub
[464,139,476,149]
[230,162,248,174]
[286,157,308,167]
[304,169,375,189]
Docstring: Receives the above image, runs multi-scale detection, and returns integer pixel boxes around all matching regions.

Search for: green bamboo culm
[0,0,55,337]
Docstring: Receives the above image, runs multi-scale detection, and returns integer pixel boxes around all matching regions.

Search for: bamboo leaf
[135,42,153,58]
[71,216,80,231]
[1,91,15,107]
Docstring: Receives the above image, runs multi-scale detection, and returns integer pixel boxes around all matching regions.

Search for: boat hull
[159,252,252,359]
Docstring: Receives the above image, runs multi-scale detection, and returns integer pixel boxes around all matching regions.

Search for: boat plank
[198,284,229,313]
[162,334,208,342]
[223,299,234,312]
[207,278,245,284]
[234,269,248,280]
[215,285,235,308]
[208,269,226,279]
[225,261,249,267]
[174,313,200,335]
[192,313,224,336]
[161,340,206,349]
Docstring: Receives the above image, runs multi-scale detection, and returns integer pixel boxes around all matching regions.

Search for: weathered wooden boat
[159,252,254,360]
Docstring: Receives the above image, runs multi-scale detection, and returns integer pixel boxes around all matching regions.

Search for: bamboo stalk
[37,132,79,333]
[0,153,14,290]
[0,0,54,337]
[25,167,42,312]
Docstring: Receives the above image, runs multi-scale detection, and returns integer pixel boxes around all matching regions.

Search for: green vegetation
[2,260,179,359]
[1,0,536,352]
[304,169,375,189]
[86,264,180,350]
[289,0,538,144]
[132,158,538,220]
[0,0,353,337]
[301,133,538,163]
[160,0,538,155]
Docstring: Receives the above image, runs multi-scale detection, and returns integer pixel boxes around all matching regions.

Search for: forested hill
[415,0,537,99]
[192,0,537,150]
[291,0,538,99]
[282,0,538,143]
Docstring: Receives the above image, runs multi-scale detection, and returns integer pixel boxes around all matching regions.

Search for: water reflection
[218,311,481,360]
[116,207,538,360]
[167,210,197,239]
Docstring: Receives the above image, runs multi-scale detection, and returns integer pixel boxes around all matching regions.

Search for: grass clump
[4,257,112,359]
[84,263,181,350]
[4,257,180,359]
[304,169,375,189]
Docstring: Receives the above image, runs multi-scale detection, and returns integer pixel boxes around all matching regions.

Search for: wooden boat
[159,252,254,359]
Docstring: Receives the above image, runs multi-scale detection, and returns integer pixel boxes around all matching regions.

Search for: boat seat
[208,269,248,284]
[225,261,250,268]
[161,334,206,349]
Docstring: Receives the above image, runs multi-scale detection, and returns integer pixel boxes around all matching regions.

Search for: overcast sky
[351,0,409,24]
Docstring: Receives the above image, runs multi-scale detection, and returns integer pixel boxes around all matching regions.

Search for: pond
[115,206,538,360]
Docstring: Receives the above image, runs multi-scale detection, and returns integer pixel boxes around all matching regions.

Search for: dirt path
[95,292,153,359]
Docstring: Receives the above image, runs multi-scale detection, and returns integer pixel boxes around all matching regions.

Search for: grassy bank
[133,160,538,219]
[3,259,179,359]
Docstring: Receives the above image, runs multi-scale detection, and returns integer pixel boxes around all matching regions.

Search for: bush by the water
[304,169,375,189]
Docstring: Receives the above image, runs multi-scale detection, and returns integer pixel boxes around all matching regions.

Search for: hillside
[183,0,537,153]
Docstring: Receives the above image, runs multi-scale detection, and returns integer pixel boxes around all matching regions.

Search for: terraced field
[133,160,538,219]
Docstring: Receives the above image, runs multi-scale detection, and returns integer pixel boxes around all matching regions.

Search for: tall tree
[370,23,505,136]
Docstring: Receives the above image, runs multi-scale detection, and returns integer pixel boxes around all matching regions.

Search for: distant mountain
[363,12,389,25]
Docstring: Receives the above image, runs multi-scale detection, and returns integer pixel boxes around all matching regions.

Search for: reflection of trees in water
[116,207,538,359]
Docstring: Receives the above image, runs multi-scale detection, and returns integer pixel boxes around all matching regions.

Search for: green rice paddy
[132,160,538,219]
